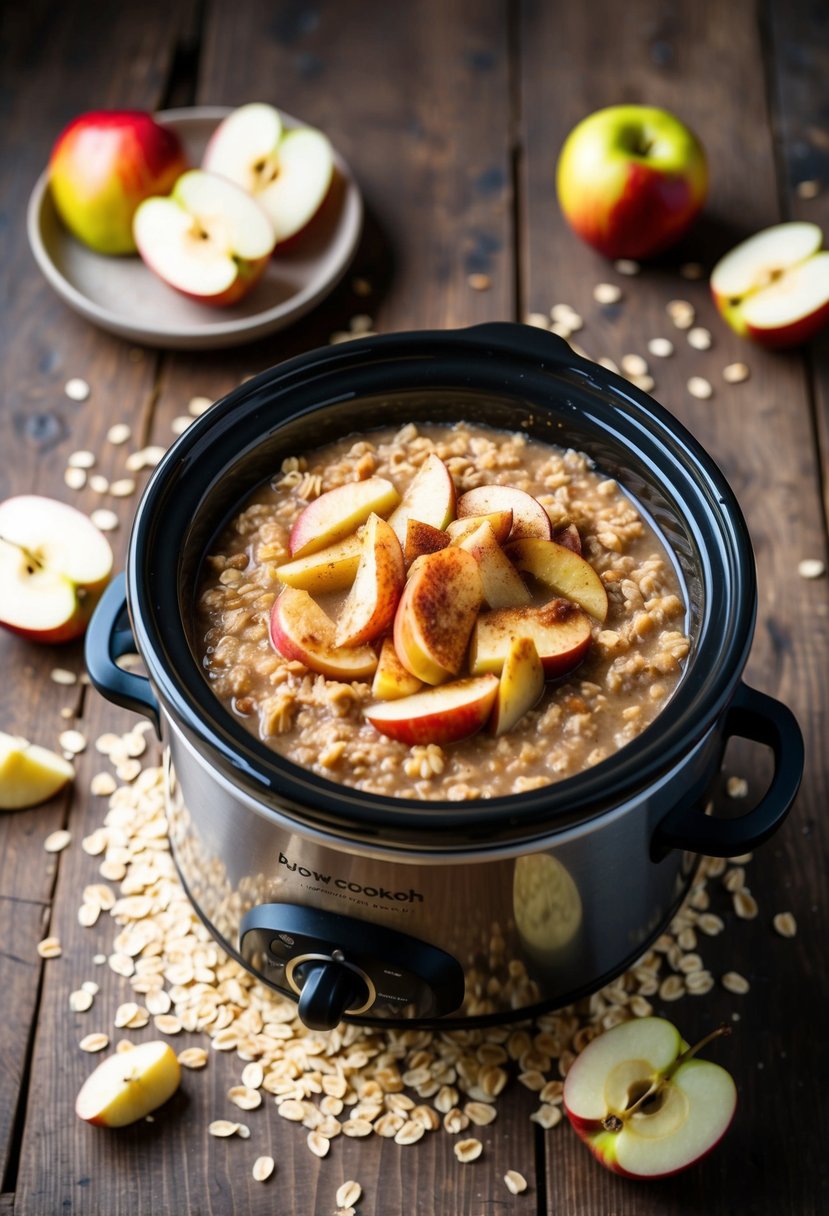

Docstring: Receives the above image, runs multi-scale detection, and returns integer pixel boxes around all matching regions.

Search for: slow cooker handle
[653,683,803,857]
[466,322,574,363]
[85,573,160,735]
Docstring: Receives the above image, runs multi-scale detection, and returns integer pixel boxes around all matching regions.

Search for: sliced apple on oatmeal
[506,538,608,622]
[457,485,552,541]
[393,547,483,684]
[552,522,582,554]
[335,514,405,647]
[372,637,423,700]
[470,599,592,678]
[386,453,457,543]
[270,587,377,679]
[275,532,363,593]
[490,636,544,736]
[404,518,451,566]
[289,477,400,558]
[456,520,531,610]
[365,675,499,745]
[446,509,513,546]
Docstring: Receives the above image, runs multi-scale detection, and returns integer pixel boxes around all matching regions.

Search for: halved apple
[393,548,483,684]
[335,514,405,647]
[133,170,276,306]
[470,599,592,678]
[457,520,531,609]
[0,731,74,811]
[710,221,829,347]
[372,637,423,700]
[275,533,362,594]
[446,510,513,545]
[506,538,608,622]
[203,102,335,243]
[404,518,451,566]
[386,454,457,544]
[0,495,113,644]
[365,676,499,745]
[490,637,544,736]
[76,1040,181,1128]
[457,485,552,540]
[289,477,400,558]
[270,588,377,679]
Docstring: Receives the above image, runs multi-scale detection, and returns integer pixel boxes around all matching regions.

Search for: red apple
[133,170,276,307]
[457,486,551,541]
[365,676,499,745]
[393,548,483,684]
[490,637,544,736]
[289,477,400,558]
[470,599,592,678]
[563,1018,736,1179]
[556,104,707,260]
[457,520,531,610]
[710,221,829,348]
[0,496,113,644]
[505,537,608,622]
[371,637,423,701]
[270,588,377,680]
[49,110,187,254]
[386,454,457,545]
[335,514,405,647]
[202,102,334,243]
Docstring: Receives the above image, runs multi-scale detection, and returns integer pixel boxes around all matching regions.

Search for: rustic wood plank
[519,1,828,1212]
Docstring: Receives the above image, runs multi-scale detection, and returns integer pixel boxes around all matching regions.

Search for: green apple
[556,104,707,259]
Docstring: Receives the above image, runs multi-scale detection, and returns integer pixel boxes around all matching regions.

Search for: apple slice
[552,522,582,554]
[365,676,499,745]
[270,588,377,680]
[404,519,450,566]
[490,637,544,736]
[203,103,334,242]
[470,599,592,678]
[506,538,608,623]
[0,496,113,644]
[0,731,74,810]
[563,1018,736,1179]
[393,548,483,684]
[446,510,513,545]
[76,1040,181,1128]
[457,485,552,540]
[386,454,457,544]
[275,533,362,594]
[289,477,400,558]
[372,637,423,700]
[739,252,829,348]
[457,521,531,609]
[133,170,276,306]
[335,514,405,647]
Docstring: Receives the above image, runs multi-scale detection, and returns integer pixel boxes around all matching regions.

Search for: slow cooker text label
[278,852,423,903]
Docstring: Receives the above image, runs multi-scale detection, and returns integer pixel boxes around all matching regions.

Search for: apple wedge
[393,548,483,684]
[133,170,276,306]
[386,454,457,544]
[76,1040,181,1127]
[335,514,405,647]
[203,103,334,243]
[0,495,113,644]
[270,588,377,680]
[457,520,531,609]
[404,518,450,566]
[289,477,400,558]
[563,1017,737,1179]
[552,522,582,554]
[372,637,423,700]
[365,675,499,745]
[470,599,592,678]
[490,637,544,736]
[506,538,608,622]
[446,510,513,546]
[275,533,362,594]
[0,731,74,811]
[457,485,552,540]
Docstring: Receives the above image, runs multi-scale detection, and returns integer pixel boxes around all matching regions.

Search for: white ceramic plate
[27,107,363,350]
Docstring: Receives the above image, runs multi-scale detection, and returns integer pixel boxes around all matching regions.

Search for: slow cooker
[86,323,803,1032]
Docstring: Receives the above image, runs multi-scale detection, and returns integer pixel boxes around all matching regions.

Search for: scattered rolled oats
[59,729,87,754]
[229,1085,262,1110]
[620,353,648,377]
[44,829,71,853]
[64,467,87,490]
[79,1033,109,1052]
[525,312,550,328]
[722,970,750,994]
[188,395,213,417]
[733,890,759,919]
[89,474,110,494]
[90,773,117,797]
[687,376,713,400]
[659,975,685,1001]
[723,361,750,383]
[91,509,119,532]
[796,179,820,199]
[647,337,674,358]
[395,1119,425,1145]
[773,912,797,937]
[667,299,695,328]
[687,326,712,350]
[798,559,825,580]
[68,449,95,469]
[78,903,100,927]
[467,273,491,291]
[336,1181,361,1208]
[209,1120,241,1138]
[178,1047,208,1069]
[307,1130,330,1157]
[504,1170,528,1194]
[69,989,94,1012]
[252,1155,275,1182]
[593,282,622,304]
[530,1104,562,1128]
[65,378,90,401]
[465,1101,497,1126]
[110,478,136,498]
[454,1137,483,1163]
[37,936,61,958]
[614,258,640,275]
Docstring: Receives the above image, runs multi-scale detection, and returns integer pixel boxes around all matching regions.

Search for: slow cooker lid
[128,324,757,848]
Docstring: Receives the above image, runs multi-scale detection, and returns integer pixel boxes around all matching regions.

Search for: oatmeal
[196,423,689,799]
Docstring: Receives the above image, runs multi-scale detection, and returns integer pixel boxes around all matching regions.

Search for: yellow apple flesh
[289,477,400,558]
[0,731,74,811]
[270,587,377,679]
[386,454,457,544]
[371,637,423,700]
[393,547,483,684]
[490,637,544,735]
[506,538,609,622]
[335,514,405,647]
[76,1040,181,1127]
[457,520,531,609]
[275,532,362,593]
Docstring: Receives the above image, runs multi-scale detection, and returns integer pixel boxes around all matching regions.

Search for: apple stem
[664,1023,731,1081]
[0,534,43,573]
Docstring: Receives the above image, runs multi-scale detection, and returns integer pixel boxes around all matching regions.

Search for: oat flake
[505,1170,528,1194]
[252,1156,275,1182]
[65,378,90,402]
[91,509,119,532]
[44,829,71,853]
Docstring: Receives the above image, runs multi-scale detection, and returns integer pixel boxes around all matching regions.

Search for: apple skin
[386,454,457,545]
[335,514,405,647]
[49,111,187,254]
[556,105,707,260]
[365,675,499,745]
[393,547,483,684]
[270,587,377,680]
[289,477,400,558]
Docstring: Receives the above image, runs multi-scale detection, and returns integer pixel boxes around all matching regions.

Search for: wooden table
[1,2,827,1212]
